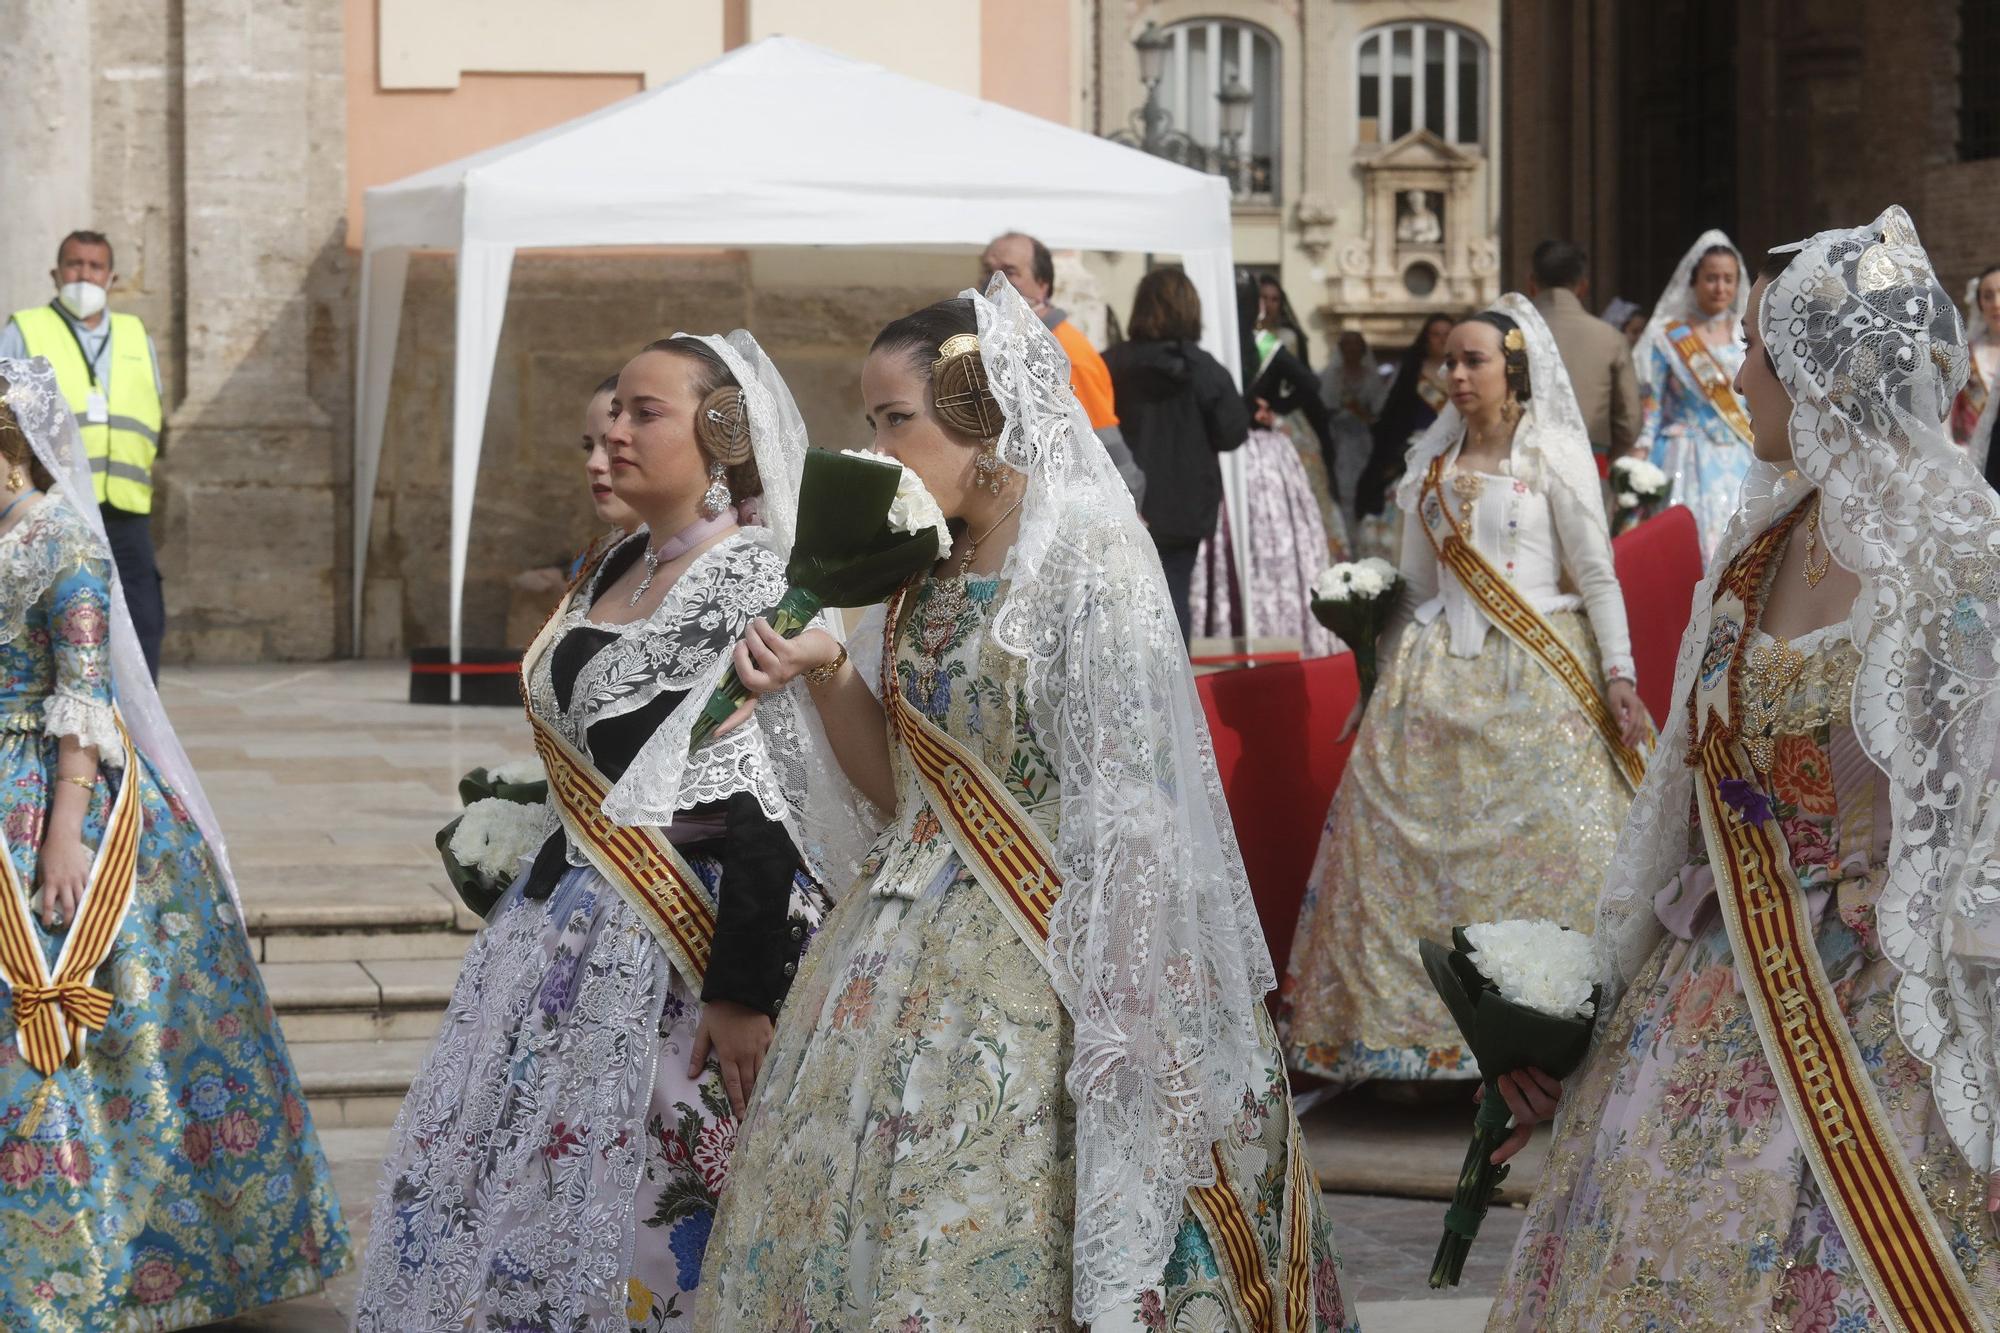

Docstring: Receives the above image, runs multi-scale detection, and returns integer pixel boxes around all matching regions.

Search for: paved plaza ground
[162,663,1529,1332]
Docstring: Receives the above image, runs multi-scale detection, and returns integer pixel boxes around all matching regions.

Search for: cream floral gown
[700,573,1355,1332]
[1488,614,2000,1330]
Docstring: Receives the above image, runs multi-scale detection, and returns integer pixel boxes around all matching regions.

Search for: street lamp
[1134,21,1172,88]
[1107,22,1198,165]
[1215,73,1253,192]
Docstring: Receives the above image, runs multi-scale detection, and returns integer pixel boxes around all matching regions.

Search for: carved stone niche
[1326,129,1499,345]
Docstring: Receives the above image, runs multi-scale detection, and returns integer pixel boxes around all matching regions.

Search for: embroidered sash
[519,577,716,993]
[1417,457,1648,791]
[879,584,1316,1331]
[0,718,142,1077]
[1688,502,1988,1333]
[1665,320,1755,448]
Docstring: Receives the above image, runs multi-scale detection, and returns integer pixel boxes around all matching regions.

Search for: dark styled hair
[1974,263,2000,302]
[1531,239,1587,290]
[0,391,55,491]
[636,336,762,502]
[1688,244,1741,285]
[1757,249,1795,283]
[56,230,114,272]
[593,373,619,397]
[1129,267,1204,342]
[1466,311,1533,401]
[870,297,998,443]
[994,232,1055,293]
[1253,271,1312,367]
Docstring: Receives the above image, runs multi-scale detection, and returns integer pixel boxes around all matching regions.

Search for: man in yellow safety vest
[2,231,167,677]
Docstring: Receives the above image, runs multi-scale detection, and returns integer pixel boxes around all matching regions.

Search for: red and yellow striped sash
[1688,503,1988,1332]
[0,719,142,1077]
[882,584,1315,1331]
[1666,320,1756,448]
[1418,458,1648,791]
[520,579,715,993]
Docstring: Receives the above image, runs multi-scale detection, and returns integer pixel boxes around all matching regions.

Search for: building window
[1158,18,1281,199]
[1355,22,1487,148]
[1964,0,2000,160]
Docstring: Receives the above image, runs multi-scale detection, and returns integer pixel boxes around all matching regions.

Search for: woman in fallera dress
[1950,263,2000,447]
[699,279,1352,1331]
[1634,231,1753,564]
[1488,208,2000,1332]
[1352,311,1454,561]
[1275,296,1650,1090]
[354,332,868,1332]
[0,360,347,1330]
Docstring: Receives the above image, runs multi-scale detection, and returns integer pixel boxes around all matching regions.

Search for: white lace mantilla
[1592,206,2000,1181]
[973,278,1277,1319]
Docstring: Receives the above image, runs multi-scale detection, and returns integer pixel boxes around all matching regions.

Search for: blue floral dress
[0,497,347,1330]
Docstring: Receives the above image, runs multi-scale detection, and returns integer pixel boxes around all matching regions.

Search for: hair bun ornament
[931,334,1002,440]
[695,385,753,465]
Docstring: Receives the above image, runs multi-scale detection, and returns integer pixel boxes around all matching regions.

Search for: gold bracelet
[804,643,849,686]
[58,774,95,792]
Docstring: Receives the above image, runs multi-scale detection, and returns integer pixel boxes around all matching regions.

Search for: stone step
[236,865,480,966]
[265,959,457,1044]
[293,1037,432,1129]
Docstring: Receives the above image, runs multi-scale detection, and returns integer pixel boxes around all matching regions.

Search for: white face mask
[56,281,107,320]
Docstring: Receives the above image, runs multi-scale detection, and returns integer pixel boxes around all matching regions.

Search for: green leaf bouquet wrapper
[437,767,549,920]
[1418,925,1600,1288]
[1309,571,1403,703]
[687,449,946,751]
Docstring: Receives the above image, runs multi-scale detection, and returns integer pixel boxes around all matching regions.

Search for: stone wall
[358,250,971,656]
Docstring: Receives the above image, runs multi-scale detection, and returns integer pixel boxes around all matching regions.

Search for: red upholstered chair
[1610,504,1704,725]
[1196,654,1359,981]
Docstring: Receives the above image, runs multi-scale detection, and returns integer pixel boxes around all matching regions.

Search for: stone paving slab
[1302,1090,1548,1204]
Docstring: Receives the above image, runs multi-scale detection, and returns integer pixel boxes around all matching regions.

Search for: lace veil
[2,357,246,916]
[966,276,1275,1319]
[1592,206,2000,1179]
[597,331,877,890]
[1395,291,1607,530]
[1633,228,1748,401]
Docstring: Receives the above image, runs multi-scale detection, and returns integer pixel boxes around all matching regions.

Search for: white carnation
[1609,457,1668,497]
[488,757,545,786]
[844,449,952,559]
[1462,919,1597,1020]
[1313,560,1396,603]
[1615,491,1640,509]
[450,797,547,885]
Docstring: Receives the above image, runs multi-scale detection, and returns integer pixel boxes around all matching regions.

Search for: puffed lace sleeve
[42,554,124,765]
[1549,476,1636,685]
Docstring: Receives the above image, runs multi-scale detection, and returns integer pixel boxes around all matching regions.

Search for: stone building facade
[1501,0,1997,322]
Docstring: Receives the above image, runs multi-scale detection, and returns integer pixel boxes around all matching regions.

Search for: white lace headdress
[1,357,246,916]
[597,330,877,890]
[1395,291,1607,529]
[963,276,1276,1319]
[1592,206,2000,1180]
[1633,228,1748,397]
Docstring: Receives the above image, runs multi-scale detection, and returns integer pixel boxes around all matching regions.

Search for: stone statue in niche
[1396,189,1444,245]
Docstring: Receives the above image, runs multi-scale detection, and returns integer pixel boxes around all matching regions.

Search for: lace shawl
[1592,206,2000,1179]
[970,277,1275,1319]
[587,332,878,892]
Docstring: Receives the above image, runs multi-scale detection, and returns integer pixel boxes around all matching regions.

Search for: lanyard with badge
[54,302,111,426]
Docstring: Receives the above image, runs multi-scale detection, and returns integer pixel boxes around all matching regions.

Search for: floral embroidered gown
[699,573,1355,1333]
[355,532,829,1333]
[1637,330,1751,566]
[1488,612,2000,1330]
[1277,456,1637,1087]
[0,498,347,1330]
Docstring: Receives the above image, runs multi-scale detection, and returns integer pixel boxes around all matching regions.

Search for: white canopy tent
[353,36,1250,666]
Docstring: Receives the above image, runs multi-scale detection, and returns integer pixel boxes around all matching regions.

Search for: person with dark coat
[1103,267,1251,642]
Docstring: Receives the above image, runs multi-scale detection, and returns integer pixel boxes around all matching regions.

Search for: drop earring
[700,460,733,518]
[5,466,23,492]
[974,442,1005,495]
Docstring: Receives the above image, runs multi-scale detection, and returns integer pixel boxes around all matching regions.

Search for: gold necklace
[953,490,1025,575]
[1801,493,1830,589]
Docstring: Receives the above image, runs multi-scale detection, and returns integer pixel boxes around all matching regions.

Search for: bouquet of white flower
[1418,919,1601,1288]
[687,448,951,750]
[437,756,550,917]
[1309,556,1403,702]
[1608,456,1672,536]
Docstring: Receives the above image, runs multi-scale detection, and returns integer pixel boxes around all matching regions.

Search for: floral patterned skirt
[1191,426,1344,657]
[700,852,1356,1332]
[1275,608,1630,1086]
[0,733,348,1331]
[354,859,825,1333]
[1487,886,2000,1331]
